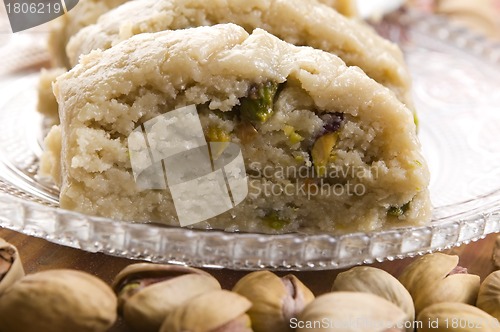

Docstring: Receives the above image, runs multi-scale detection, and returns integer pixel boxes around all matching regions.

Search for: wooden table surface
[1,227,498,331]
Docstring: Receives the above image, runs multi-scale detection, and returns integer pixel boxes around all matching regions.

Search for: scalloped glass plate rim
[0,187,499,271]
[0,11,500,270]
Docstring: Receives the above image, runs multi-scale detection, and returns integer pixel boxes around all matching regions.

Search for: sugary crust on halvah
[55,24,431,234]
[66,0,413,110]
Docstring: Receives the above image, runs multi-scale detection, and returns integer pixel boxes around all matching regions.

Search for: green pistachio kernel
[311,132,338,177]
[283,125,304,145]
[118,282,141,300]
[262,212,289,230]
[388,202,411,217]
[239,81,279,124]
[207,125,231,142]
[294,155,305,163]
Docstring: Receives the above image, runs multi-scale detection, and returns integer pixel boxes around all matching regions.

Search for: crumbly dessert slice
[38,0,357,123]
[66,0,413,111]
[39,0,127,122]
[39,125,62,187]
[54,24,430,234]
[37,68,66,121]
[47,0,128,68]
[47,0,356,69]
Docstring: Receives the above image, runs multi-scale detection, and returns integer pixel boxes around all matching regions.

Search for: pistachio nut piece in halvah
[399,253,480,314]
[477,271,500,321]
[0,269,117,332]
[297,292,410,332]
[417,302,500,332]
[160,290,252,332]
[233,271,314,332]
[332,266,415,327]
[52,24,430,234]
[112,263,221,332]
[0,238,24,295]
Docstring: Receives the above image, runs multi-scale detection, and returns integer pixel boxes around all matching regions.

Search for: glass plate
[0,11,499,270]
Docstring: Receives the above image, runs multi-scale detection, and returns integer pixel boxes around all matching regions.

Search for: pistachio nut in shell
[0,269,117,332]
[398,253,480,314]
[123,275,220,332]
[477,271,500,320]
[112,263,212,310]
[297,292,409,332]
[160,290,252,332]
[233,270,315,332]
[417,302,500,332]
[112,263,220,332]
[332,266,415,326]
[0,238,24,295]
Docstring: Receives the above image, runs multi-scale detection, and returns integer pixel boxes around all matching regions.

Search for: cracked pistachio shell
[417,302,500,332]
[477,271,500,320]
[332,266,415,328]
[0,269,117,332]
[123,274,220,332]
[112,263,214,308]
[233,271,315,332]
[0,238,24,295]
[112,263,220,332]
[298,292,408,332]
[398,253,480,314]
[160,290,252,332]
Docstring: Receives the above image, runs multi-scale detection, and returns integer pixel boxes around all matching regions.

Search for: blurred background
[406,0,500,39]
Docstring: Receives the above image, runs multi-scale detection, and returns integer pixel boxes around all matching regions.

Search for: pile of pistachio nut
[1,237,500,332]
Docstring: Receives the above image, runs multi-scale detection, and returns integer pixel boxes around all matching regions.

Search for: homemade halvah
[53,24,430,233]
[66,0,413,110]
[47,0,128,68]
[39,0,128,122]
[38,0,359,121]
[37,68,66,120]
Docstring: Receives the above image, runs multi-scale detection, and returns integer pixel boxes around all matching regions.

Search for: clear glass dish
[0,11,499,270]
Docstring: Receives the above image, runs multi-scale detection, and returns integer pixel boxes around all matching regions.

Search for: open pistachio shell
[112,263,213,309]
[160,290,252,332]
[477,271,500,320]
[233,270,314,332]
[398,253,480,314]
[298,292,408,332]
[0,269,117,332]
[113,263,212,291]
[124,274,221,332]
[332,266,415,328]
[417,302,500,332]
[0,238,25,295]
[112,263,220,332]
